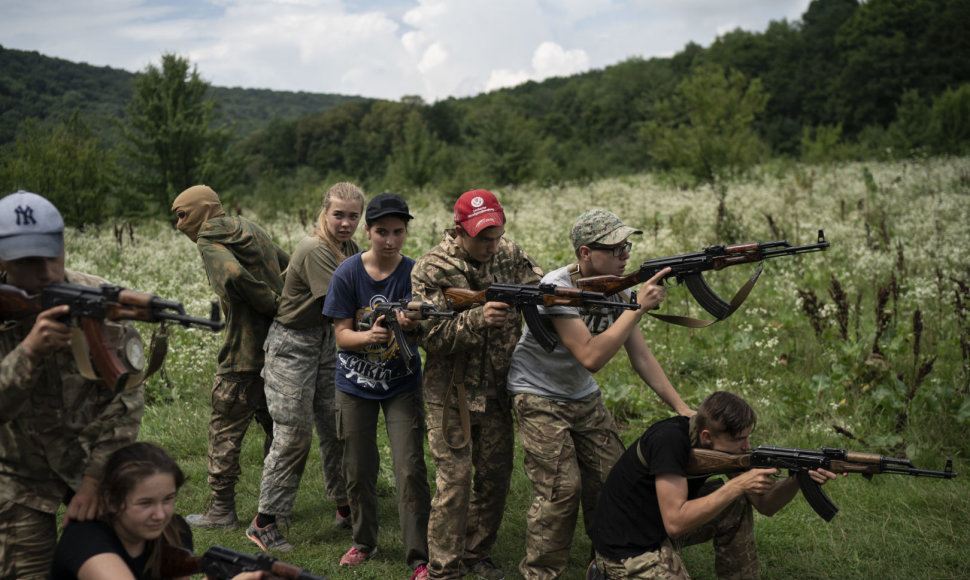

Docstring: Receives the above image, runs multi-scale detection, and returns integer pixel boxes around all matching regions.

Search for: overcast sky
[1,0,811,102]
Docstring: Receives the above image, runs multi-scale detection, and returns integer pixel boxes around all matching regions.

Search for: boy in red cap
[411,190,543,580]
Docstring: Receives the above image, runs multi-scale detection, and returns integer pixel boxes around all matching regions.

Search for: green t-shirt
[275,235,358,329]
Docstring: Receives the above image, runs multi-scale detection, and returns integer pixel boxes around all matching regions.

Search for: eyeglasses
[588,241,632,257]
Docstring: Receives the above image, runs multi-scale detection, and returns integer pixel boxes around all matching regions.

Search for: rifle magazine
[796,470,838,522]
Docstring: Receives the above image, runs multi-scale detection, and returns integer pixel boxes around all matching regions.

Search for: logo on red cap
[454,190,505,237]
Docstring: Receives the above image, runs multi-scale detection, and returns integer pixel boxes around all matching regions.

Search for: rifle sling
[71,327,99,382]
[635,438,649,469]
[648,264,763,328]
[144,325,169,379]
[441,355,472,450]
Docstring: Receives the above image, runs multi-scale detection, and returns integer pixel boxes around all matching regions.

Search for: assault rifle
[0,282,223,391]
[162,545,328,580]
[576,230,830,327]
[687,445,957,521]
[444,283,640,352]
[356,300,455,372]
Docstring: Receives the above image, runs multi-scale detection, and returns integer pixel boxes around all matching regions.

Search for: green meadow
[65,156,970,579]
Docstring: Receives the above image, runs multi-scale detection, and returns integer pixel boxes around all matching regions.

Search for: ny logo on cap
[15,205,36,226]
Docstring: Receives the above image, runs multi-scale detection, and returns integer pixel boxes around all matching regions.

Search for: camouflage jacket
[411,230,542,413]
[197,216,289,374]
[0,270,145,513]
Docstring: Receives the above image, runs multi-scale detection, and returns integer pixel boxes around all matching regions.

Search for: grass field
[63,156,970,579]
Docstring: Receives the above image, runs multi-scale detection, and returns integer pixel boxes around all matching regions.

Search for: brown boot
[186,493,239,529]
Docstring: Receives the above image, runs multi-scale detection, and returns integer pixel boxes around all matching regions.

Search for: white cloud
[417,42,448,74]
[483,41,590,93]
[532,41,589,79]
[484,69,533,93]
[0,0,817,102]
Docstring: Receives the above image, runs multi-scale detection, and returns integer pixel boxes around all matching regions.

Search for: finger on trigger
[645,267,672,286]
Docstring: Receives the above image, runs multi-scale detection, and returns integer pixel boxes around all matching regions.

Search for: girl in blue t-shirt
[323,193,431,579]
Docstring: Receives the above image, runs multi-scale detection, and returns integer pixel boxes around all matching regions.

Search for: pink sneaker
[340,546,376,567]
[410,564,429,580]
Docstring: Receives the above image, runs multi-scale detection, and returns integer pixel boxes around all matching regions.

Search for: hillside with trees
[1,0,969,226]
[227,0,970,211]
[0,44,366,146]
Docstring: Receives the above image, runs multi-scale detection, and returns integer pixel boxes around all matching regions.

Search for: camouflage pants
[258,322,346,517]
[335,388,431,569]
[513,392,625,580]
[594,480,757,580]
[207,371,273,495]
[425,398,514,579]
[0,501,55,580]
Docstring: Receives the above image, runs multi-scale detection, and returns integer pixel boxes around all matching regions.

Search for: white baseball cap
[0,191,65,261]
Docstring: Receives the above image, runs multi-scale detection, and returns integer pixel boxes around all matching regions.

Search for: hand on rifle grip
[22,304,72,361]
[483,301,510,327]
[636,267,672,311]
[367,314,392,345]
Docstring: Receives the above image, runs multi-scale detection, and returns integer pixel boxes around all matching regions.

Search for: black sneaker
[334,509,352,530]
[246,517,294,553]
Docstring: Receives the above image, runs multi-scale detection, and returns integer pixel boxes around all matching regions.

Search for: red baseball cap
[454,190,505,237]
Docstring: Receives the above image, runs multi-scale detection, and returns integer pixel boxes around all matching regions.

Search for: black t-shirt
[50,516,193,580]
[590,416,710,559]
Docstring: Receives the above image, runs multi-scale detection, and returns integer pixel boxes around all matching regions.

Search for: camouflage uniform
[512,392,624,580]
[507,262,633,580]
[257,236,356,519]
[411,230,542,579]
[0,270,144,579]
[196,216,287,501]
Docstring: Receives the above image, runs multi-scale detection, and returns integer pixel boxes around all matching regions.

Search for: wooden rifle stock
[573,272,640,296]
[160,547,203,579]
[443,288,487,311]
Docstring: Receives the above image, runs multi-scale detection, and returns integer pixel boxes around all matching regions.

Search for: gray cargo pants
[258,321,346,517]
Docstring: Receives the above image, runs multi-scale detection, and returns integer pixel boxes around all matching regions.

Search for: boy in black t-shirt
[590,391,839,579]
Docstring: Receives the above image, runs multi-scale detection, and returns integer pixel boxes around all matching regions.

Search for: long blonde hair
[314,182,365,263]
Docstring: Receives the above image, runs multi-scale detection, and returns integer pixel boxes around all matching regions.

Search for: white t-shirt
[506,263,632,401]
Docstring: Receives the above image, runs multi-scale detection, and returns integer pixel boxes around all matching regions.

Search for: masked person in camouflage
[245,183,363,553]
[590,391,840,580]
[507,209,693,580]
[410,190,543,580]
[0,191,145,579]
[172,185,288,530]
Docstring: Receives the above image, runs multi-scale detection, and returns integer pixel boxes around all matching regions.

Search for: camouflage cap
[569,208,642,250]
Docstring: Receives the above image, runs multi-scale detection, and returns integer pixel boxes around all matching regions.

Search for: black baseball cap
[366,193,413,223]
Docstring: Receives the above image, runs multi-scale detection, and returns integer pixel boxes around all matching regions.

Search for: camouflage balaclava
[171,185,226,243]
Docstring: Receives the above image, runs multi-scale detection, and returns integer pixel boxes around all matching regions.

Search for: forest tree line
[1,0,969,227]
